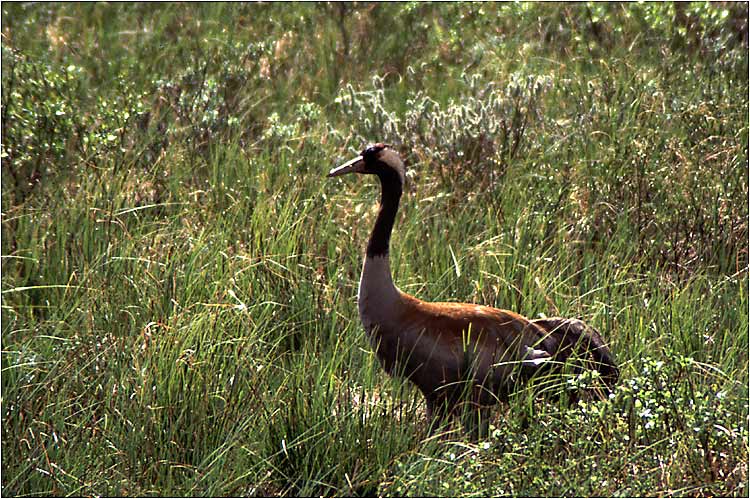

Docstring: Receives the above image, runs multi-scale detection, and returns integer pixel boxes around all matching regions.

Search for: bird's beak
[327,155,365,177]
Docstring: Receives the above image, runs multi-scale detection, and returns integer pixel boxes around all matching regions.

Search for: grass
[1,2,748,496]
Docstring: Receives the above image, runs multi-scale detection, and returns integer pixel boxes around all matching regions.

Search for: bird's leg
[474,407,491,440]
[425,394,451,436]
[457,400,491,441]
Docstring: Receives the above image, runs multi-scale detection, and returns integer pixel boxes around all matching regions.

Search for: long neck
[358,170,403,324]
[366,170,403,257]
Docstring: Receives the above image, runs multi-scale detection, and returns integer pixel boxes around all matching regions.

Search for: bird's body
[328,143,618,434]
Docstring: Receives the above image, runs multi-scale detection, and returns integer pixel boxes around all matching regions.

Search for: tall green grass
[2,2,748,496]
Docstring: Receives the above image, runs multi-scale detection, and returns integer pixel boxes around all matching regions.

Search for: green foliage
[337,71,551,189]
[2,2,748,497]
[152,40,274,152]
[0,45,153,215]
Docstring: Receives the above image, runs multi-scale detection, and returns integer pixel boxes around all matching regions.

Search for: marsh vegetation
[2,3,748,496]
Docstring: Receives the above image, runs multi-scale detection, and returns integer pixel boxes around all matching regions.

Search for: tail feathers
[531,317,619,390]
[521,346,552,367]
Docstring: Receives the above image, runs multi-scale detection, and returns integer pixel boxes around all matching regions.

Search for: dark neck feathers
[366,168,403,258]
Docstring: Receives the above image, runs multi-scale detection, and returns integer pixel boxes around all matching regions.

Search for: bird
[328,143,619,437]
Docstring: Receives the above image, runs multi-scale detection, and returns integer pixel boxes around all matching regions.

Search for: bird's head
[327,143,406,187]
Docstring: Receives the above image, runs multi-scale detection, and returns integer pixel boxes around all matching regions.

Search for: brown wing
[393,295,554,394]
